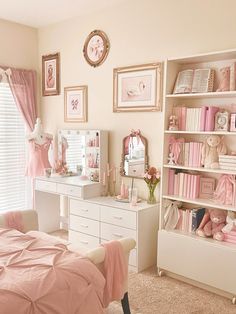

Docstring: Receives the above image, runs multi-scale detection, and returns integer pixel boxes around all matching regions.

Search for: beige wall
[38,0,236,197]
[0,18,38,69]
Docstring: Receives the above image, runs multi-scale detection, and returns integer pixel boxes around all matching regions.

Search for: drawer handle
[80,240,88,244]
[113,216,123,220]
[112,233,123,238]
[81,209,88,212]
[80,224,88,228]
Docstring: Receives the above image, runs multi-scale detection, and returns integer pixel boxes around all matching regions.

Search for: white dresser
[68,197,159,272]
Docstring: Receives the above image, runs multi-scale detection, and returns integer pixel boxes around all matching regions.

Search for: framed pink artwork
[64,86,88,123]
[83,30,110,67]
[42,53,60,96]
[199,177,215,199]
[113,63,162,112]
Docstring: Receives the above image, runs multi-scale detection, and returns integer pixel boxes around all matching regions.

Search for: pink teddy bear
[216,66,230,92]
[196,209,227,241]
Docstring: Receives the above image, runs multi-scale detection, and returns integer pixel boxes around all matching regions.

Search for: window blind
[0,82,29,211]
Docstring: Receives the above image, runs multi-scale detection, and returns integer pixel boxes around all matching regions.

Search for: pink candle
[102,172,106,186]
[112,166,116,183]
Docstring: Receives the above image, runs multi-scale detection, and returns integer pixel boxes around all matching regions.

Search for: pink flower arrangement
[144,167,160,204]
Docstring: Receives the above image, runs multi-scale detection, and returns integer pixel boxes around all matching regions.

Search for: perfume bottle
[96,132,99,147]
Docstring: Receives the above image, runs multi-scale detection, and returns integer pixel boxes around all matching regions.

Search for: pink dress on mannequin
[26,137,52,177]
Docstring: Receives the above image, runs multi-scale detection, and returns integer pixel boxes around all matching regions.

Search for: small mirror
[120,130,148,178]
[58,130,86,173]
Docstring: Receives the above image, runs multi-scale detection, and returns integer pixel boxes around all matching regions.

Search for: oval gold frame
[83,30,110,67]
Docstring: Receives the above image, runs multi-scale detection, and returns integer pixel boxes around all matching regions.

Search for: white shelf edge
[159,229,236,251]
[164,130,236,135]
[163,164,236,175]
[166,91,236,99]
[162,194,236,212]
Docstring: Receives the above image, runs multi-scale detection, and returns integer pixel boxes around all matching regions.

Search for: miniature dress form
[25,118,53,177]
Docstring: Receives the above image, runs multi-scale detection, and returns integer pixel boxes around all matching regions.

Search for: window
[0,82,30,211]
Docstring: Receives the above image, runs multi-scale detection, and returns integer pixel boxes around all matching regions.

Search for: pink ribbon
[214,174,235,205]
[169,137,185,164]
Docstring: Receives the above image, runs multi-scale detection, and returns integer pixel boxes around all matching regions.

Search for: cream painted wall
[38,0,236,198]
[0,18,38,69]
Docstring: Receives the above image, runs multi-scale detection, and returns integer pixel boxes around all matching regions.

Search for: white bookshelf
[158,48,236,301]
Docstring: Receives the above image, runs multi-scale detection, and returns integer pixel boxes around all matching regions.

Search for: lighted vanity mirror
[120,130,148,178]
[58,129,86,174]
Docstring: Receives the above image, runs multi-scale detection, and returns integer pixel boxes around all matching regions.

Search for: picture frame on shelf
[113,63,162,112]
[42,52,60,96]
[214,110,229,131]
[64,86,88,123]
[83,30,110,67]
[199,177,215,199]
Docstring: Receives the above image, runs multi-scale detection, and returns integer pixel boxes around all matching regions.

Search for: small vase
[147,188,157,204]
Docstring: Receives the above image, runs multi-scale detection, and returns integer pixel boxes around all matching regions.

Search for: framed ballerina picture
[83,30,110,67]
[113,63,162,112]
[64,86,88,122]
[42,53,60,96]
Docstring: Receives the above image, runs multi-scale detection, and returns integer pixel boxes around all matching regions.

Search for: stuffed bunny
[222,211,236,233]
[201,135,227,168]
[216,66,230,92]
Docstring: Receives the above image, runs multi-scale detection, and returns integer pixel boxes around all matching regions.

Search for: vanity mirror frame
[120,130,149,179]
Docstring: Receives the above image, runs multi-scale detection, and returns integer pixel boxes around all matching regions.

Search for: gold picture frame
[113,63,162,112]
[83,30,110,67]
[64,86,88,123]
[42,52,60,96]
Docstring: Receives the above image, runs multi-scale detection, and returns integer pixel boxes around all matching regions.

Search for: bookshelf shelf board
[166,91,236,99]
[163,164,236,175]
[159,229,236,250]
[164,130,236,135]
[162,194,236,212]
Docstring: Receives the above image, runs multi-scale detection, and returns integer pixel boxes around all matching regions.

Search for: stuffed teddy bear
[196,209,227,241]
[216,66,230,92]
[222,210,236,233]
[201,135,227,168]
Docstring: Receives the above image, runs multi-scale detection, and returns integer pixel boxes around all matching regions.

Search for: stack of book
[175,207,205,233]
[168,170,201,199]
[182,142,203,167]
[173,106,219,131]
[219,155,236,170]
[224,231,236,244]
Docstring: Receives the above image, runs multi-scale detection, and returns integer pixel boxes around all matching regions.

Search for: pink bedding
[0,228,105,314]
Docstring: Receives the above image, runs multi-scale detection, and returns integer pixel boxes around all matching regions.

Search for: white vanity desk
[35,176,158,272]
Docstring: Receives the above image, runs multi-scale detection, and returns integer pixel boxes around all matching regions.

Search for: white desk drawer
[69,230,99,250]
[70,199,99,220]
[70,215,99,237]
[57,183,82,198]
[100,205,136,230]
[101,222,136,241]
[35,180,57,193]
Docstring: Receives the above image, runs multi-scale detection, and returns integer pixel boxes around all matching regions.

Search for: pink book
[188,210,193,233]
[186,174,191,199]
[179,172,185,197]
[181,210,186,232]
[224,236,236,244]
[200,106,207,131]
[174,174,179,195]
[181,107,187,131]
[197,143,202,167]
[183,173,188,198]
[196,175,201,198]
[192,143,198,167]
[175,209,183,230]
[205,106,219,131]
[189,175,194,199]
[188,142,193,167]
[168,169,175,195]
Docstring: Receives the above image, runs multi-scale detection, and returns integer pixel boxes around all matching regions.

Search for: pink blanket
[0,228,105,314]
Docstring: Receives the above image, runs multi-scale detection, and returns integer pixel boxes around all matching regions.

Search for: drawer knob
[113,216,122,220]
[112,233,123,238]
[80,224,88,228]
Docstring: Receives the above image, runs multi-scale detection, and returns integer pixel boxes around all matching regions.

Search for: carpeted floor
[107,268,236,314]
[50,231,235,314]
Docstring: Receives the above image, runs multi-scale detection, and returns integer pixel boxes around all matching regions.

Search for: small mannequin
[27,118,52,145]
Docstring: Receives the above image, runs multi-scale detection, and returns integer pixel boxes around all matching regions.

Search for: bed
[0,210,135,314]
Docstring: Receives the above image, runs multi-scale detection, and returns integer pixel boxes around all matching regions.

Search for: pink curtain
[7,68,37,131]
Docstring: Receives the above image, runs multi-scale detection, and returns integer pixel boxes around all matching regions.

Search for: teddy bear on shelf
[222,210,236,234]
[196,209,227,241]
[201,135,227,169]
[216,66,230,92]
